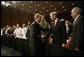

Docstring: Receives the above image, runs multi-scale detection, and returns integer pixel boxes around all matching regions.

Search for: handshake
[48,36,53,44]
[41,35,53,44]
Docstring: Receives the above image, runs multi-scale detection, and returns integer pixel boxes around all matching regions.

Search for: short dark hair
[50,11,57,17]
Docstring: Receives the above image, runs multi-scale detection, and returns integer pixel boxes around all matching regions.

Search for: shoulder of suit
[77,16,83,22]
[30,21,36,27]
[57,19,62,23]
[78,16,83,22]
[58,20,61,22]
[31,22,35,25]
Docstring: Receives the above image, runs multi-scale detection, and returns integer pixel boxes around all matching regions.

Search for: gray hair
[72,7,82,15]
[34,13,41,19]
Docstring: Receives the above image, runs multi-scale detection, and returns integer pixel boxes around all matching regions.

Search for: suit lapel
[54,20,59,30]
[73,16,80,26]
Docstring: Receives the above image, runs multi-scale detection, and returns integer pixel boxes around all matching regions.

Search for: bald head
[71,7,82,19]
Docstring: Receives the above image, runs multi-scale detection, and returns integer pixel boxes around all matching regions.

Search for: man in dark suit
[26,21,31,39]
[71,7,83,52]
[46,11,67,47]
[29,13,45,56]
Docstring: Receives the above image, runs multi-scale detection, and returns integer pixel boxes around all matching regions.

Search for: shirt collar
[54,18,58,25]
[74,15,80,22]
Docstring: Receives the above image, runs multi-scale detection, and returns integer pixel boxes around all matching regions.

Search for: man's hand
[62,43,66,47]
[66,37,72,48]
[48,37,53,44]
[41,35,45,38]
[75,47,79,51]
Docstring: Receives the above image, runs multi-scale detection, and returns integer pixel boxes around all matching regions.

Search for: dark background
[1,1,83,28]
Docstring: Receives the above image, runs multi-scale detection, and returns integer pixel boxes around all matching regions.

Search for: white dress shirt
[14,27,22,38]
[65,23,69,34]
[5,28,10,35]
[21,27,27,39]
[54,18,58,26]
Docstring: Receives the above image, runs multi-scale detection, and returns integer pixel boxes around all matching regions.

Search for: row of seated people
[1,20,81,56]
[1,21,31,39]
[1,21,31,56]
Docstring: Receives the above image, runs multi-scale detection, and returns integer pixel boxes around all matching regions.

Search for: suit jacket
[26,26,30,39]
[68,23,73,36]
[7,28,14,35]
[29,21,45,56]
[72,16,83,50]
[46,19,67,46]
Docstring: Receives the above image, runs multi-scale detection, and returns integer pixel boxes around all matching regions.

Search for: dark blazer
[26,26,30,39]
[29,21,44,56]
[46,19,67,46]
[68,23,73,36]
[72,16,83,51]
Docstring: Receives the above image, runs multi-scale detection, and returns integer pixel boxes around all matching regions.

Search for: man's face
[13,25,16,28]
[65,20,68,24]
[71,9,77,19]
[35,15,41,23]
[8,26,11,29]
[28,21,30,25]
[41,16,45,20]
[22,24,25,28]
[6,25,9,28]
[16,24,19,28]
[37,17,41,23]
[50,14,55,22]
